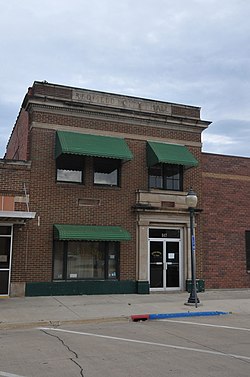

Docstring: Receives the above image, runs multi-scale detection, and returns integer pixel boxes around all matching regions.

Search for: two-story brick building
[1,81,250,296]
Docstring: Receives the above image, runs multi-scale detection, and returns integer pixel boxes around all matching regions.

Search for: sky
[1,0,250,158]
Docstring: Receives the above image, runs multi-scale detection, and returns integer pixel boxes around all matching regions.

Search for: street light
[186,188,200,307]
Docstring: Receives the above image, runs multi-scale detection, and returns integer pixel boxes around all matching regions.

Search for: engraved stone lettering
[72,89,172,115]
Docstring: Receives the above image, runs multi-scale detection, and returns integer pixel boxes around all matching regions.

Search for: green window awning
[55,131,133,161]
[147,141,198,168]
[54,224,131,241]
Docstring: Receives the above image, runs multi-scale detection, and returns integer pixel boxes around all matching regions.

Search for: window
[53,241,119,280]
[0,226,12,235]
[246,231,250,271]
[56,154,84,183]
[149,163,183,191]
[94,158,120,186]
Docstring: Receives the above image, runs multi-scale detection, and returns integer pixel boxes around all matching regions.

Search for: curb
[131,311,230,322]
[0,316,129,330]
[0,311,231,329]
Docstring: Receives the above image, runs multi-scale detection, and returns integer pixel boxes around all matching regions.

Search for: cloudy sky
[1,0,250,158]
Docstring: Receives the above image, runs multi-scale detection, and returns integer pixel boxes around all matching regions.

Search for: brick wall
[0,160,31,195]
[30,110,201,144]
[21,114,202,283]
[5,109,29,160]
[202,153,250,288]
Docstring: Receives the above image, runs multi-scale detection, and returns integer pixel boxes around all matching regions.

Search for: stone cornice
[27,102,209,135]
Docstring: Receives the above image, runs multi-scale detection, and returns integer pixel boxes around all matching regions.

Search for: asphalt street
[1,312,250,377]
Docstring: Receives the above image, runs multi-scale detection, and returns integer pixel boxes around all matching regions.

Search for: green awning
[147,141,198,168]
[55,131,133,161]
[54,224,131,241]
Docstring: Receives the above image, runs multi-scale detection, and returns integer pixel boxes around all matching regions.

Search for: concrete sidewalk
[1,289,250,329]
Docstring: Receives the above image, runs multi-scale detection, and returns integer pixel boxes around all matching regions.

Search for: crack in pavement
[41,329,84,377]
[52,297,83,319]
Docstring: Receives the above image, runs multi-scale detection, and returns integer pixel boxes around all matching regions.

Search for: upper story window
[146,141,197,191]
[149,163,183,191]
[56,154,84,183]
[94,158,120,186]
[55,131,133,186]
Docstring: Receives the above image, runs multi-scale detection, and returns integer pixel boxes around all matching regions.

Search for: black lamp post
[186,188,200,308]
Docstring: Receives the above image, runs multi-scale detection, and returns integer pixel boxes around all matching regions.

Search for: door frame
[0,224,13,296]
[148,227,183,292]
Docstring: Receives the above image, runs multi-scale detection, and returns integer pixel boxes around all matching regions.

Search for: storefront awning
[55,131,133,161]
[54,224,131,241]
[0,211,36,224]
[147,141,198,168]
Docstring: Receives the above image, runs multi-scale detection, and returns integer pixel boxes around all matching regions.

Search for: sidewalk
[1,289,250,329]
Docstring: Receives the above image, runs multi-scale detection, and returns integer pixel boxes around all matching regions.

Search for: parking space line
[0,372,27,377]
[160,319,250,332]
[39,327,250,361]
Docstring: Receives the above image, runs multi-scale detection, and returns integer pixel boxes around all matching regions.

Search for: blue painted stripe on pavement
[149,311,229,320]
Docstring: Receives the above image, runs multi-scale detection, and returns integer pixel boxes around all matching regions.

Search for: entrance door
[0,226,12,295]
[149,241,164,288]
[150,240,180,290]
[165,242,180,288]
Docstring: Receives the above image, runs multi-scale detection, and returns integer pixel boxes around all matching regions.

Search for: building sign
[149,228,180,239]
[72,89,172,116]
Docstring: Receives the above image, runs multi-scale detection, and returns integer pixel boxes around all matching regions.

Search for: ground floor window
[53,241,119,280]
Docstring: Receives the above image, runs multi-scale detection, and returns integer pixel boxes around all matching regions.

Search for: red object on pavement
[131,314,149,322]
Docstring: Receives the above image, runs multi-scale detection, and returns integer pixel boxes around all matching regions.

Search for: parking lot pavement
[1,311,250,377]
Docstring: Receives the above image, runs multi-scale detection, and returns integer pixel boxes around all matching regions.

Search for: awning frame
[55,131,133,162]
[54,224,131,241]
[147,141,198,168]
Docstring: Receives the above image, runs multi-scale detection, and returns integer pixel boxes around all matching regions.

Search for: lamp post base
[184,290,202,307]
[184,301,203,307]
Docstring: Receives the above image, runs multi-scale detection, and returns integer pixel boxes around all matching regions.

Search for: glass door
[150,241,164,288]
[0,226,12,295]
[165,241,180,288]
[149,230,181,291]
